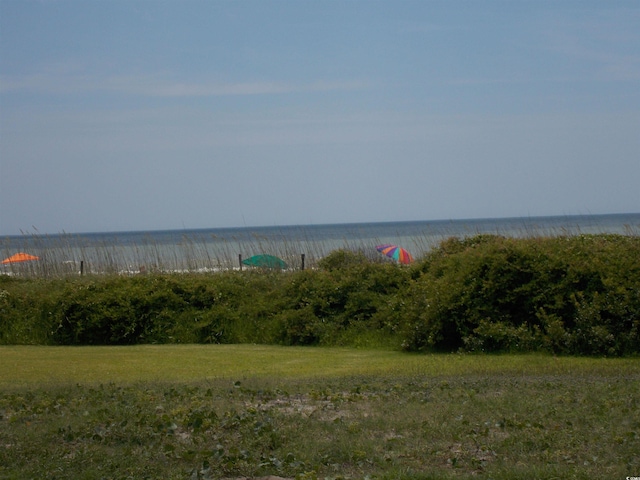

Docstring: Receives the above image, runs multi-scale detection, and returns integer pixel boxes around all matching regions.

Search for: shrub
[272,260,409,345]
[398,234,640,355]
[1,234,638,356]
[317,249,370,271]
[52,276,193,344]
[0,276,62,345]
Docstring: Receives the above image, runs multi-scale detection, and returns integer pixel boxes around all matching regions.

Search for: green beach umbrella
[242,254,288,269]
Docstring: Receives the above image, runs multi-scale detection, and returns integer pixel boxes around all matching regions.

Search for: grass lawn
[1,345,639,479]
[1,344,634,387]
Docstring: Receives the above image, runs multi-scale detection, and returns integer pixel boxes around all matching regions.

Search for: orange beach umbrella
[1,252,40,264]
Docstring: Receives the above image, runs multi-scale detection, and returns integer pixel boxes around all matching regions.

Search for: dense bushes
[271,252,408,346]
[1,234,638,355]
[48,273,283,345]
[399,235,640,355]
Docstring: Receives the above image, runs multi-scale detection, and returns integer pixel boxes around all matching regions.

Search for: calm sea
[2,213,639,274]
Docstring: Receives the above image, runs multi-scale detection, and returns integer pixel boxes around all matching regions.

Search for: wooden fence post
[301,253,305,271]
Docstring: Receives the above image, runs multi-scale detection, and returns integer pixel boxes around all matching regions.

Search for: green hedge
[1,234,638,355]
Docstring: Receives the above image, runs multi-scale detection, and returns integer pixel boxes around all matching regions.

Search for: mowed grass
[1,346,639,479]
[2,345,635,387]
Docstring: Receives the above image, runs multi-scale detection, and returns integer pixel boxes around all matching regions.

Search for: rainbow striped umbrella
[375,244,414,264]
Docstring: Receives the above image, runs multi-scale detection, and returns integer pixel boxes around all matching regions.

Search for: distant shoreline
[2,211,638,239]
[2,212,638,276]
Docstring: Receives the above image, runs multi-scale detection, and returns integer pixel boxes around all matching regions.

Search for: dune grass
[5,216,636,278]
[1,346,639,479]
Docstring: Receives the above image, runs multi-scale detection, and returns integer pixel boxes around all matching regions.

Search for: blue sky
[1,0,638,235]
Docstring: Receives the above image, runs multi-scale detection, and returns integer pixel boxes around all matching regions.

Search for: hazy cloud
[0,71,368,97]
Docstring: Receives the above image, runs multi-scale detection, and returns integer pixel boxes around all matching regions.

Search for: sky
[1,1,639,235]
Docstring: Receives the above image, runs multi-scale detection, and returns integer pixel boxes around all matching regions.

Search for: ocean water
[2,213,639,275]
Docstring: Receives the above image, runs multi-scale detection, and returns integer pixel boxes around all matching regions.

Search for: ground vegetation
[1,234,638,356]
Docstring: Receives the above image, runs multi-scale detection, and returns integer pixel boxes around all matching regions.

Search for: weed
[0,355,638,479]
